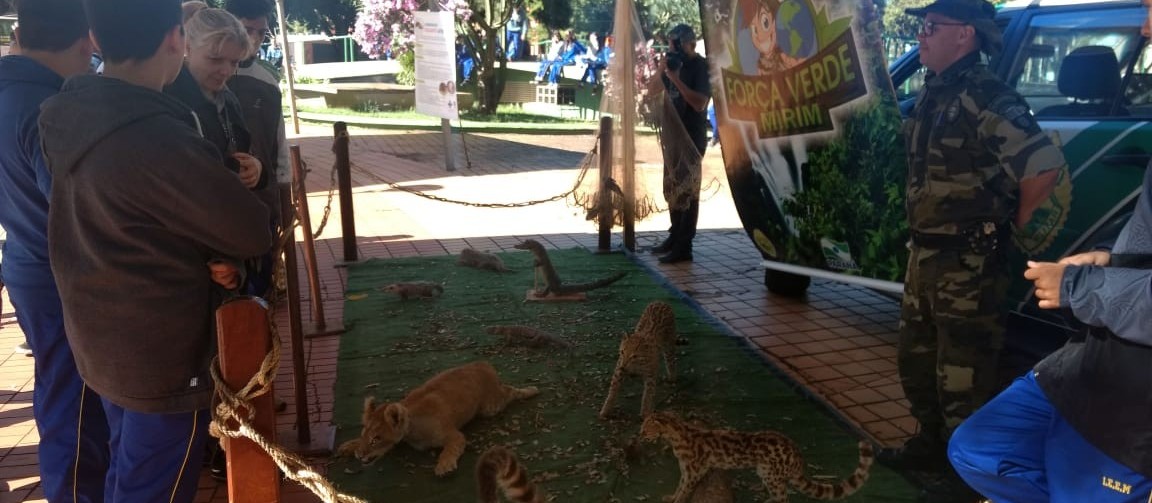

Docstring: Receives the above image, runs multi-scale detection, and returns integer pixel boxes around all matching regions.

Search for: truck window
[1124,39,1152,117]
[1013,7,1145,118]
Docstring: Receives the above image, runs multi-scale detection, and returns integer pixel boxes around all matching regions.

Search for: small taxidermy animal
[379,281,443,300]
[599,301,678,418]
[458,248,511,272]
[513,239,626,296]
[335,361,538,475]
[486,325,572,349]
[639,411,874,503]
[475,445,546,503]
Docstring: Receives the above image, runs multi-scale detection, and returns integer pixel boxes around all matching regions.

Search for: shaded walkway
[0,125,913,502]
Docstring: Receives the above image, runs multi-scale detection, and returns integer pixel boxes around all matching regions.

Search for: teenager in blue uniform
[505,4,524,61]
[547,30,585,84]
[39,0,272,501]
[0,1,110,501]
[949,159,1152,503]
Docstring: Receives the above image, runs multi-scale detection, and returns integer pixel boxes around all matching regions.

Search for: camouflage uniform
[900,50,1066,445]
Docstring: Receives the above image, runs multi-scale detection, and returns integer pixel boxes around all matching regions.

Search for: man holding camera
[648,24,711,264]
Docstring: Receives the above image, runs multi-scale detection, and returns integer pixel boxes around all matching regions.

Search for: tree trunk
[476,29,506,114]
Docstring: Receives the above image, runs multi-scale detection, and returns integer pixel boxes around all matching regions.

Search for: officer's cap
[904,0,996,23]
[906,0,1002,56]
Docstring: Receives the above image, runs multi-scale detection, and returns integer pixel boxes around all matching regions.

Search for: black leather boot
[876,433,948,472]
[650,236,675,254]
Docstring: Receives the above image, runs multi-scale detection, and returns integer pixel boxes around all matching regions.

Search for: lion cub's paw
[434,459,458,476]
[335,438,360,457]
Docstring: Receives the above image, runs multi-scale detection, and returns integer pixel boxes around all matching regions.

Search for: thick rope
[208,215,367,503]
[208,307,367,503]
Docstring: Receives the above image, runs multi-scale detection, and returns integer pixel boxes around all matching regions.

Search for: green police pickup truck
[889,0,1151,362]
[706,0,1150,369]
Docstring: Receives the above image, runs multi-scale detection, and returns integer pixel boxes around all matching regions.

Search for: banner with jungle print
[704,0,909,283]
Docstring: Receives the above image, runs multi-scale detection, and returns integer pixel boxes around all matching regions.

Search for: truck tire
[764,269,810,298]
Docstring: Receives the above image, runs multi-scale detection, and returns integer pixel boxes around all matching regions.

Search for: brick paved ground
[0,124,914,502]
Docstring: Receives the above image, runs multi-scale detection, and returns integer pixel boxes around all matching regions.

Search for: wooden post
[289,145,345,338]
[278,183,311,446]
[597,116,614,252]
[216,298,280,503]
[333,122,358,263]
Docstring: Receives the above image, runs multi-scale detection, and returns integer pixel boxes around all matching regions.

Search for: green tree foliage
[525,0,572,29]
[636,0,700,40]
[879,0,931,40]
[286,0,361,35]
[569,0,612,39]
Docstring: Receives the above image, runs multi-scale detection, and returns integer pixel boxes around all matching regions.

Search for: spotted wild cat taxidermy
[335,361,539,475]
[458,248,511,272]
[599,301,677,419]
[639,411,874,503]
[475,445,546,503]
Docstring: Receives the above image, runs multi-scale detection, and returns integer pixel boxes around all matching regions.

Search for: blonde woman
[165,1,265,190]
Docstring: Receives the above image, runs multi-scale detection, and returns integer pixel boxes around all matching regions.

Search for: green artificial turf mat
[329,248,917,502]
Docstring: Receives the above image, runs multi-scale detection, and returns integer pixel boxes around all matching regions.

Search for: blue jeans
[949,371,1152,503]
[10,284,109,503]
[580,61,605,85]
[506,30,522,60]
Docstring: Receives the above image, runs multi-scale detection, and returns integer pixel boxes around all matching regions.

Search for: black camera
[665,38,684,71]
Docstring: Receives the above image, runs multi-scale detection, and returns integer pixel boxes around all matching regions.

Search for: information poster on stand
[414,11,459,121]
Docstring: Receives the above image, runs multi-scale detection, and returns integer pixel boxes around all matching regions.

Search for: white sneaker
[14,342,31,356]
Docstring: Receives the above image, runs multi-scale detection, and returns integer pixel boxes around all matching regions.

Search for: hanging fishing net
[570,0,710,228]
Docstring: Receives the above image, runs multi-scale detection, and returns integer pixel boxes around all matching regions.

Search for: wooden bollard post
[278,182,312,446]
[333,122,358,264]
[597,116,614,252]
[290,145,345,339]
[216,298,280,503]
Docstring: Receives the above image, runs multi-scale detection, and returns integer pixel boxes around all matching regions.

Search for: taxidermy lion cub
[337,361,539,475]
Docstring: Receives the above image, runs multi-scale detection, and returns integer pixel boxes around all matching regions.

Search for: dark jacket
[1036,165,1152,476]
[230,59,286,218]
[0,56,63,294]
[165,65,270,190]
[663,54,712,153]
[39,75,272,413]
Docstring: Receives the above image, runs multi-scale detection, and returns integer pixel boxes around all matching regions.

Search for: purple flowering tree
[351,0,420,59]
[352,0,518,114]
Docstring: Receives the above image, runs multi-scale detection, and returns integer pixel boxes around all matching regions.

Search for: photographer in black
[647,24,711,264]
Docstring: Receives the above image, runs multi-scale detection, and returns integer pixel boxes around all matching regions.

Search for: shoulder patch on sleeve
[989,93,1039,132]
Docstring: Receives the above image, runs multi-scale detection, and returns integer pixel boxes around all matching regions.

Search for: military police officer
[884,0,1067,501]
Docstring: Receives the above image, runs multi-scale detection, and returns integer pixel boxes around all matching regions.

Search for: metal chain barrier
[348,143,598,208]
[301,154,339,239]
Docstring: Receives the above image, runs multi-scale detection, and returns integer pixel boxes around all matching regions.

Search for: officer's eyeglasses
[919,20,968,37]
